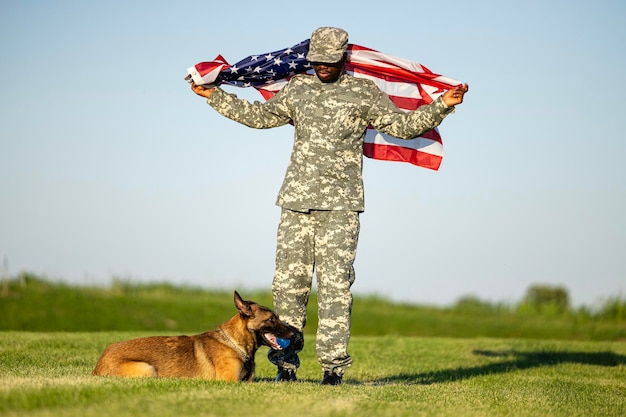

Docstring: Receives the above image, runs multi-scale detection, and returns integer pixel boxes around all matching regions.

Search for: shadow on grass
[369,350,626,385]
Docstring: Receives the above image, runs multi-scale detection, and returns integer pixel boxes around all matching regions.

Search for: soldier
[191,26,468,385]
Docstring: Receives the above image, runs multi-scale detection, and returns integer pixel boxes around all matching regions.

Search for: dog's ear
[234,291,253,317]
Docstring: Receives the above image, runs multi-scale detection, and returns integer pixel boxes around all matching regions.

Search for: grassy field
[1,332,625,417]
[1,277,625,416]
[2,277,625,340]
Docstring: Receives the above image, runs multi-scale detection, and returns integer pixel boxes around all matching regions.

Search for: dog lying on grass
[92,291,293,381]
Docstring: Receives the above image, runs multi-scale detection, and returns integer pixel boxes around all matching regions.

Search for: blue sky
[1,0,624,307]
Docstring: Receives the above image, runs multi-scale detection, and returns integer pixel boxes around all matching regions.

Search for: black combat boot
[320,370,342,385]
[275,367,297,382]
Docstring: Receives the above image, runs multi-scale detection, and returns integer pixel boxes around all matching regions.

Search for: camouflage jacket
[206,72,454,212]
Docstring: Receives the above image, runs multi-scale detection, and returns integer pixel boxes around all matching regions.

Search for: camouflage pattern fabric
[206,70,453,375]
[306,27,348,63]
[206,72,454,212]
[268,208,359,375]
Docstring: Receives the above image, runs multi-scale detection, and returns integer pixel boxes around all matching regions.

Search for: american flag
[186,40,462,170]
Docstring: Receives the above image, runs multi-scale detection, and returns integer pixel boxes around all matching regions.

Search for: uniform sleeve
[206,86,292,129]
[368,91,455,140]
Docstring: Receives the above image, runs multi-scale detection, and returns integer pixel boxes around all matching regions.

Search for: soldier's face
[312,61,343,83]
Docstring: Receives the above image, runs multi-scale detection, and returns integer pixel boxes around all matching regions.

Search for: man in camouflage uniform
[191,27,468,385]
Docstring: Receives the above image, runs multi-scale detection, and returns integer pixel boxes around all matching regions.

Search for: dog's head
[234,291,294,351]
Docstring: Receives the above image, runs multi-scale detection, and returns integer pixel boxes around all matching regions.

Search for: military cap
[306,27,349,63]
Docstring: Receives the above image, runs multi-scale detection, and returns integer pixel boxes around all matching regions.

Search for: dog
[92,291,293,382]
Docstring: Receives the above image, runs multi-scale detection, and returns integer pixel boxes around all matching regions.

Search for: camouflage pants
[268,208,359,376]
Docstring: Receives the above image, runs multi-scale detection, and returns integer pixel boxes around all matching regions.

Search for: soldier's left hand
[442,83,469,107]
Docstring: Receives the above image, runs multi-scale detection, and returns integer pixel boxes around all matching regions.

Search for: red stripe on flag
[363,142,443,170]
[386,94,428,111]
[419,128,443,143]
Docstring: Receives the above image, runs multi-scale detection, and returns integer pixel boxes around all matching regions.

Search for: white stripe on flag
[350,70,423,100]
[365,130,443,154]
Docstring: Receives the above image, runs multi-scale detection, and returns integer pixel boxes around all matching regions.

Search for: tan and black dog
[92,291,293,381]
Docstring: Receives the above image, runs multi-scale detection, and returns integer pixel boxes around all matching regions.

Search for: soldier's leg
[268,208,314,373]
[314,210,360,377]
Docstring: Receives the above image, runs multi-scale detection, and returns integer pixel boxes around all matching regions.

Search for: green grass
[1,276,625,416]
[1,332,625,417]
[2,276,624,340]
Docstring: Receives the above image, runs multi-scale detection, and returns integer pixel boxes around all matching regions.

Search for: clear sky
[1,0,624,307]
